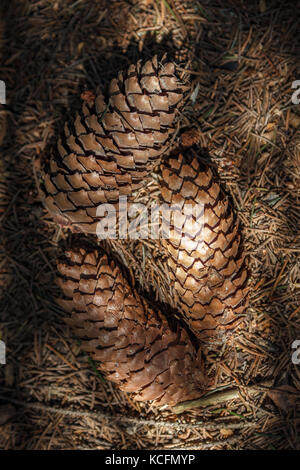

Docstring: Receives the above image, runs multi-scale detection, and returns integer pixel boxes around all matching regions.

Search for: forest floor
[0,0,299,450]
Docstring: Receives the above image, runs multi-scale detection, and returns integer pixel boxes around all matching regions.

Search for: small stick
[173,388,242,414]
[173,385,269,414]
[45,343,78,371]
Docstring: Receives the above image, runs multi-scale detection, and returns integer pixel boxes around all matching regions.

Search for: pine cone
[56,247,207,406]
[159,150,249,342]
[43,56,190,234]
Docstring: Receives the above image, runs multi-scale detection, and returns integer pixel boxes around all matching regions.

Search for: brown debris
[180,128,202,147]
[267,385,298,413]
[0,405,16,426]
[80,90,96,106]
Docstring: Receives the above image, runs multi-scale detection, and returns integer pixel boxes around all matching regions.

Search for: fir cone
[42,56,190,234]
[56,247,207,406]
[159,150,249,342]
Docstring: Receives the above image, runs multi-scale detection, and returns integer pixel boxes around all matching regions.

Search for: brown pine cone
[56,247,207,406]
[42,56,190,234]
[159,150,249,342]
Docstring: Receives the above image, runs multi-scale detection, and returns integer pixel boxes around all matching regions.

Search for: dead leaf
[267,385,298,412]
[289,112,300,129]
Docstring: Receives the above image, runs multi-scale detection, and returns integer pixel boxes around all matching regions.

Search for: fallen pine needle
[45,343,77,371]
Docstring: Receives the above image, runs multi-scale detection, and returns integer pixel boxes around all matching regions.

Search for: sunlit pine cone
[159,150,249,342]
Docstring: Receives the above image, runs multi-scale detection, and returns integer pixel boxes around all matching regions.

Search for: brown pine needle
[269,258,289,300]
[45,343,78,371]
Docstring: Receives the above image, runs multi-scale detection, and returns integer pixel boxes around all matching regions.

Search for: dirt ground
[0,0,299,450]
